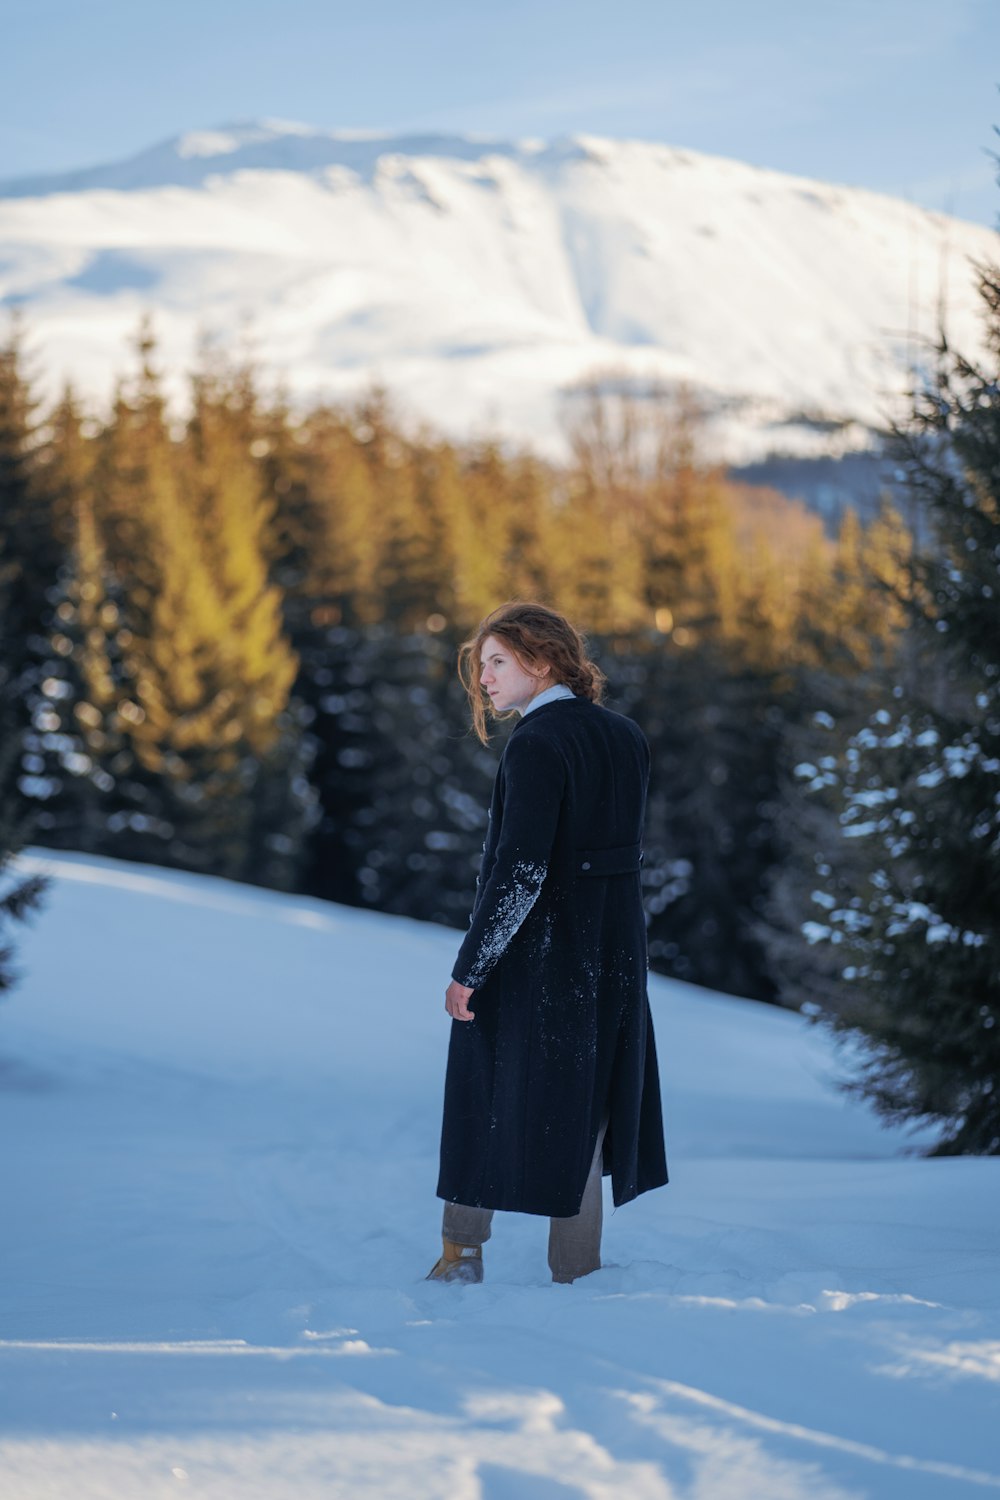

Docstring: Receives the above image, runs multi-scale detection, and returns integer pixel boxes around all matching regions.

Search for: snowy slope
[0,848,998,1499]
[1,120,998,461]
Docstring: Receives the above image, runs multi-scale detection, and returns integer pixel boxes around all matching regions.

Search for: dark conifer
[787,263,1000,1152]
[0,323,64,744]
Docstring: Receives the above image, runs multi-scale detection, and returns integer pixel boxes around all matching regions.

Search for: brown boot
[425,1238,484,1284]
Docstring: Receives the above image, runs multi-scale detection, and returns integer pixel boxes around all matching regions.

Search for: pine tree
[122,347,303,882]
[794,263,1000,1152]
[816,501,912,674]
[450,440,535,625]
[0,664,47,999]
[93,322,176,638]
[0,328,49,985]
[193,355,315,889]
[612,630,785,998]
[560,382,655,633]
[0,601,47,998]
[302,403,386,624]
[19,387,124,848]
[80,328,195,856]
[640,389,734,639]
[0,323,64,740]
[356,393,453,628]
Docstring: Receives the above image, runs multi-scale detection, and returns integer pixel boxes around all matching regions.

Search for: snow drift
[0,848,997,1497]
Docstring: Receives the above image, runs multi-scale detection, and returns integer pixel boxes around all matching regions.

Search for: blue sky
[4,0,999,225]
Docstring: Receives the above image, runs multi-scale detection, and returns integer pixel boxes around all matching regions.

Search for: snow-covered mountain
[2,118,997,463]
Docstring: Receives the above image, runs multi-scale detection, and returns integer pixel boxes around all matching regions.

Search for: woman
[428,602,668,1285]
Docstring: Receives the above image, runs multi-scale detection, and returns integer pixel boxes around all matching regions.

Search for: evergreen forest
[1,290,997,1150]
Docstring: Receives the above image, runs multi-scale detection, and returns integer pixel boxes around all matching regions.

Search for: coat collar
[520,683,576,718]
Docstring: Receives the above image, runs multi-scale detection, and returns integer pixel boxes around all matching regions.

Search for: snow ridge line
[624,1381,1000,1489]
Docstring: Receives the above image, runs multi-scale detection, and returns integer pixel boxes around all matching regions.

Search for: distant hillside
[2,118,997,480]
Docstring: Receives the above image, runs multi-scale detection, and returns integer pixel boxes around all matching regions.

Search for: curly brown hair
[458,601,606,744]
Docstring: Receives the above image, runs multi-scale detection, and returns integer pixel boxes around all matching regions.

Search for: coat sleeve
[451,730,566,989]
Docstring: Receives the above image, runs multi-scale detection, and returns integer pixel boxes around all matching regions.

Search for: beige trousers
[441,1115,609,1283]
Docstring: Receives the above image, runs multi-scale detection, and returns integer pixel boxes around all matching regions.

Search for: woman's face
[479,633,551,714]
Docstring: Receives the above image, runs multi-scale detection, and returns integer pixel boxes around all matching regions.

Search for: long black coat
[437,694,668,1217]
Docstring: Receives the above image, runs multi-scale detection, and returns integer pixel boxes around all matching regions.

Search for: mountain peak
[0,120,534,200]
[1,122,996,475]
[173,119,321,159]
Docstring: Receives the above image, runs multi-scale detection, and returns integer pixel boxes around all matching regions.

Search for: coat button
[581,860,591,870]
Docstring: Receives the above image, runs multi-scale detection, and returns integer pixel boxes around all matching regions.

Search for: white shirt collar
[520,682,576,717]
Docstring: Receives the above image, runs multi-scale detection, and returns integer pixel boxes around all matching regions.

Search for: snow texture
[1,120,998,462]
[0,848,998,1499]
[461,857,549,988]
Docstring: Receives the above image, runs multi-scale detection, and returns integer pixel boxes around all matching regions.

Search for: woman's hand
[445,979,476,1021]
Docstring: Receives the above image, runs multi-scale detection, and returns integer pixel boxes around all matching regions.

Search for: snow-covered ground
[2,120,998,463]
[0,848,997,1499]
